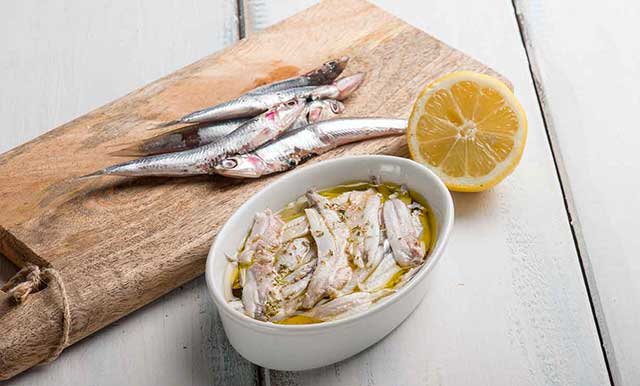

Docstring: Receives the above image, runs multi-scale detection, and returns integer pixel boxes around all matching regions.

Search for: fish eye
[220,159,238,169]
[330,101,341,113]
[287,100,297,106]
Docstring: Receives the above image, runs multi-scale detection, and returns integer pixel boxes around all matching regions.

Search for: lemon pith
[407,71,527,192]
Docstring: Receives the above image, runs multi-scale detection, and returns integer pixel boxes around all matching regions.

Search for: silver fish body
[113,119,247,157]
[247,57,349,95]
[214,118,407,178]
[83,99,305,178]
[114,100,345,157]
[172,73,364,125]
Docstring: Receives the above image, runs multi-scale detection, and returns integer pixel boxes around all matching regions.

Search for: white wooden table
[0,1,636,385]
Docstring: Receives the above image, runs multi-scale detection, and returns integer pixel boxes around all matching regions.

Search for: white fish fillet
[340,190,375,268]
[362,193,384,268]
[359,252,402,292]
[272,260,317,320]
[270,297,303,322]
[307,192,350,243]
[305,192,353,302]
[301,207,350,308]
[303,290,394,321]
[281,216,309,242]
[239,209,284,265]
[266,260,316,321]
[241,210,284,320]
[383,198,426,267]
[276,237,315,273]
[282,271,314,300]
[284,260,316,284]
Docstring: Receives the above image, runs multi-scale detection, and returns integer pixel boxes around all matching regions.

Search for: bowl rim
[205,155,454,335]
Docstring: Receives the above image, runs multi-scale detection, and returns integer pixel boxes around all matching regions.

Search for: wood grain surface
[0,0,506,380]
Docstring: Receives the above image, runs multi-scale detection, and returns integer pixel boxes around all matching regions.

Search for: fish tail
[335,72,366,100]
[147,119,182,131]
[77,169,107,179]
[108,144,147,157]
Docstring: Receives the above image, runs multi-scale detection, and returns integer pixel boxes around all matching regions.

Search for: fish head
[214,155,265,178]
[306,56,350,83]
[335,72,366,100]
[268,98,306,128]
[305,100,345,123]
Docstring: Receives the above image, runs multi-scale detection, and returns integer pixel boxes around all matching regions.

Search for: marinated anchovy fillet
[275,237,315,272]
[358,252,402,292]
[241,210,285,320]
[362,194,384,267]
[247,57,349,95]
[284,259,317,284]
[163,72,364,126]
[303,290,394,321]
[239,209,285,265]
[226,180,435,324]
[301,207,350,308]
[383,198,426,267]
[281,216,310,242]
[281,261,316,300]
[343,189,377,268]
[81,99,305,178]
[306,192,353,298]
[214,118,407,178]
[114,100,345,157]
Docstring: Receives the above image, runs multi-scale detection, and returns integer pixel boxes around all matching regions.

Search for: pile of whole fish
[82,57,407,179]
[227,182,432,323]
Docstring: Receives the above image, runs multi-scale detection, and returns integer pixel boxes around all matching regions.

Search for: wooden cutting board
[0,0,507,379]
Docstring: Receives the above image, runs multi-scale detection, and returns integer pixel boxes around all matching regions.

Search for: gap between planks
[236,3,265,385]
[236,0,249,39]
[510,1,617,385]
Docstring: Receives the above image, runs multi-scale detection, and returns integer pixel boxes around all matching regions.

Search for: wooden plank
[514,1,639,384]
[0,0,509,380]
[243,1,612,385]
[0,1,258,384]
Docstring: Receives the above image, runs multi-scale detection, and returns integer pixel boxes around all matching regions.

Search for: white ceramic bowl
[205,155,454,371]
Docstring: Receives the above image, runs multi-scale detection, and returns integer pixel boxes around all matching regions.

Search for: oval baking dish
[205,155,454,371]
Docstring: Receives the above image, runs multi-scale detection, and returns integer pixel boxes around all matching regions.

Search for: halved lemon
[407,71,527,192]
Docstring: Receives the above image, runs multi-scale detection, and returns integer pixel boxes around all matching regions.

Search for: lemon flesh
[407,71,527,192]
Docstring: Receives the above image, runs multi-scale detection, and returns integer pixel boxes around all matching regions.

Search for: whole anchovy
[213,118,407,178]
[246,57,349,95]
[81,99,305,178]
[160,73,364,127]
[112,100,345,157]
